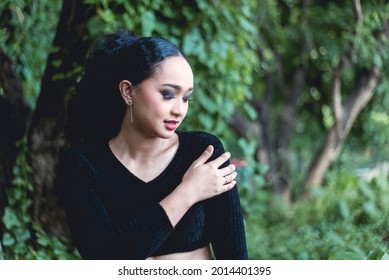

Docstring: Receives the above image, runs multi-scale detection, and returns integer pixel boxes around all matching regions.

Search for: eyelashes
[160,90,194,102]
[184,97,195,102]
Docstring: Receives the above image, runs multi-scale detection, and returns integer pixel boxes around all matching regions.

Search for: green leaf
[243,103,258,121]
[373,53,383,67]
[382,252,389,260]
[2,207,20,230]
[2,233,15,247]
[141,11,156,36]
[15,228,31,243]
[198,114,214,131]
[338,200,350,220]
[198,93,217,114]
[367,249,385,260]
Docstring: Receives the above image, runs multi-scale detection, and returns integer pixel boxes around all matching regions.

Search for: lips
[164,120,179,131]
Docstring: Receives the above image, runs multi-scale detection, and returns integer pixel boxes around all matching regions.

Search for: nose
[171,98,186,117]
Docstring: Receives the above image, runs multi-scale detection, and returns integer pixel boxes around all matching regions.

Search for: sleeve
[56,149,175,260]
[205,135,249,260]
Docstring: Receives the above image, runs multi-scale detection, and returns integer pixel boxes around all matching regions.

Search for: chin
[160,130,177,139]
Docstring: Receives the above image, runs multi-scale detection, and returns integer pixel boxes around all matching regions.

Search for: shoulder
[177,130,226,159]
[56,145,108,193]
[59,144,106,174]
[61,146,91,165]
[177,130,223,147]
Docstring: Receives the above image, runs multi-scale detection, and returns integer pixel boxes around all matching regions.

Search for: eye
[160,90,175,100]
[183,95,194,102]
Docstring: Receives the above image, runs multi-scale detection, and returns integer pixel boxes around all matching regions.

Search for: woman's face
[131,56,194,139]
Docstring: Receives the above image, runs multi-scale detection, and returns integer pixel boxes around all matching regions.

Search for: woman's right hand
[160,145,237,227]
[180,145,237,205]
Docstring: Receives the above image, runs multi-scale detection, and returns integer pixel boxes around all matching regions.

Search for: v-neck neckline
[106,131,185,185]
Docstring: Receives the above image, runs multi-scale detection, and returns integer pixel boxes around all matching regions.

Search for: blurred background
[0,0,388,260]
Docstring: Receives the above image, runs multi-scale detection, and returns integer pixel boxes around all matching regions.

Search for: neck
[109,119,169,161]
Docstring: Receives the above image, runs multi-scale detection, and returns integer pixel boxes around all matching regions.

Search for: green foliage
[244,169,389,259]
[1,138,32,259]
[254,0,389,194]
[0,139,79,260]
[347,77,389,161]
[0,0,61,106]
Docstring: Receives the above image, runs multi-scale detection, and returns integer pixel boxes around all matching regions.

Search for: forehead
[151,56,194,88]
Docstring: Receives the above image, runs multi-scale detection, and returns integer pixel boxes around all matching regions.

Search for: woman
[58,30,248,260]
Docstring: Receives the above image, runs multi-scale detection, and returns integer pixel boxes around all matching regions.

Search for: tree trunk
[274,69,305,202]
[230,68,305,203]
[302,67,382,193]
[27,0,95,237]
[251,73,279,193]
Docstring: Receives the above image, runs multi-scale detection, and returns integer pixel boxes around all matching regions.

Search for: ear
[119,80,134,105]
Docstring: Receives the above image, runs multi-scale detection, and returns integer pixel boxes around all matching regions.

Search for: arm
[206,139,248,260]
[160,144,236,227]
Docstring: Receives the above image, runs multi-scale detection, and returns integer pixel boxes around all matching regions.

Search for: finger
[208,151,231,168]
[223,171,237,185]
[219,164,236,177]
[222,180,237,192]
[192,145,214,167]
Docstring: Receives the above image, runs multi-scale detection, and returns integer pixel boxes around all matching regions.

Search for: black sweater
[57,131,248,259]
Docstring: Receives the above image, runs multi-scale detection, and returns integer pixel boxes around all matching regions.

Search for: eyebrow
[162,83,193,92]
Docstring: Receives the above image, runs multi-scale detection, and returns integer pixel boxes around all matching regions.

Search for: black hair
[66,30,185,147]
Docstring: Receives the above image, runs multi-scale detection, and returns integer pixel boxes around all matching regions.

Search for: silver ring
[224,176,228,184]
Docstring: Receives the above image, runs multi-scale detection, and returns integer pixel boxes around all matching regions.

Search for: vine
[0,138,79,259]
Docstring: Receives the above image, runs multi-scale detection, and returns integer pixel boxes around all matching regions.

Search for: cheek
[180,104,189,119]
[149,100,170,118]
[183,103,189,114]
[141,93,162,111]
